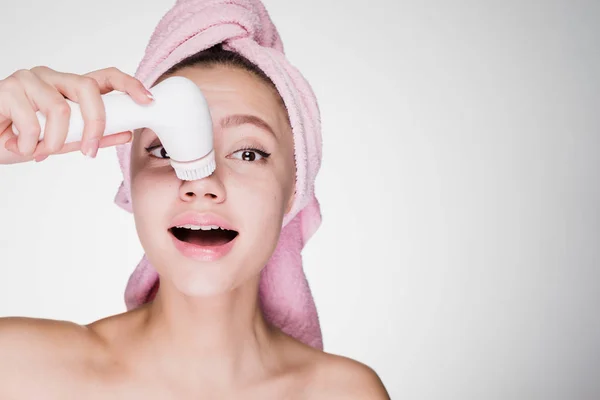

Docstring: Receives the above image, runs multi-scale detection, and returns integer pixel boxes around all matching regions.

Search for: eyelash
[144,144,169,159]
[235,145,271,162]
[144,144,271,162]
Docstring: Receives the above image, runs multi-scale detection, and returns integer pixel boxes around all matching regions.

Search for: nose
[178,172,226,204]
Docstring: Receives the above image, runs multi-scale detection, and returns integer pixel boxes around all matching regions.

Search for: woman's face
[129,65,295,298]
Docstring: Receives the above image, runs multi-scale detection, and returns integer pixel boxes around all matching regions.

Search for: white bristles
[170,150,216,181]
[174,161,216,180]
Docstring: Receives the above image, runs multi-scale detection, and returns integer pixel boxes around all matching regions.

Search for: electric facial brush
[12,76,215,180]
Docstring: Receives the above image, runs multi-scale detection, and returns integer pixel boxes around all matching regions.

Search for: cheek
[225,164,289,226]
[130,164,178,236]
[130,146,177,206]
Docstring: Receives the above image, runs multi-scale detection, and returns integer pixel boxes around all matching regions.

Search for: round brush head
[170,149,216,181]
[148,76,215,181]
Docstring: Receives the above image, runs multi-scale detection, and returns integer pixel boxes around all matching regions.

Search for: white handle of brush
[12,91,153,143]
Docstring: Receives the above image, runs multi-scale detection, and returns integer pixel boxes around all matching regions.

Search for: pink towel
[113,0,324,349]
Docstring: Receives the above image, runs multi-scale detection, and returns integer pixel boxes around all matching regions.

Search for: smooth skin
[0,65,390,399]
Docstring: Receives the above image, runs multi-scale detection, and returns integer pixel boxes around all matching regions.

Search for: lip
[170,233,237,262]
[169,211,238,262]
[169,211,237,231]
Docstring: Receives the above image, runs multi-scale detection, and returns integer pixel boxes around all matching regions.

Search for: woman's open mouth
[169,225,238,246]
[168,224,239,261]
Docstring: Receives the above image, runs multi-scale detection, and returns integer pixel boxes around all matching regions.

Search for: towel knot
[134,0,284,88]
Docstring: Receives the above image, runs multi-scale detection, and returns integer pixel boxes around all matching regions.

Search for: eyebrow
[219,114,276,138]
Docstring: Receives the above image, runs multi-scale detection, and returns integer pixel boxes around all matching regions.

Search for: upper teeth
[176,224,224,231]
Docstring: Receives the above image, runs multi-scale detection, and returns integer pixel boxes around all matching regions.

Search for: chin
[162,256,260,299]
[174,277,233,298]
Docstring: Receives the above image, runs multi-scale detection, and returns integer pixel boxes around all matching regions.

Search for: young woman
[0,3,390,398]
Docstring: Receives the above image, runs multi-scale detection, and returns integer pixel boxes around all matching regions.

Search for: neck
[134,275,278,384]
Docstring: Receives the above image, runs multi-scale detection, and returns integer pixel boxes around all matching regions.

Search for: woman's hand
[0,66,153,164]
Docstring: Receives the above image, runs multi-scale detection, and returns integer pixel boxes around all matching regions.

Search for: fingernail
[34,154,48,162]
[83,138,100,158]
[145,90,154,101]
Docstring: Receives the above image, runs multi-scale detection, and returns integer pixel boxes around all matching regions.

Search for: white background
[1,1,599,399]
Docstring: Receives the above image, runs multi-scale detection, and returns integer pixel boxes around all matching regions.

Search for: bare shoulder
[0,316,95,357]
[0,314,93,336]
[277,335,389,400]
[0,316,101,396]
[307,352,390,399]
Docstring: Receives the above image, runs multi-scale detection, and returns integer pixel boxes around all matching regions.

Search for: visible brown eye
[230,148,271,162]
[145,145,170,159]
[242,151,255,161]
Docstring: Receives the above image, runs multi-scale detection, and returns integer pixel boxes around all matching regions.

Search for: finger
[15,69,71,155]
[74,76,105,157]
[9,128,131,159]
[30,67,101,156]
[98,130,133,147]
[4,135,19,154]
[1,126,19,153]
[6,134,43,159]
[1,132,36,164]
[35,66,152,104]
[84,67,153,104]
[33,154,49,163]
[0,115,11,134]
[0,75,41,156]
[50,130,132,155]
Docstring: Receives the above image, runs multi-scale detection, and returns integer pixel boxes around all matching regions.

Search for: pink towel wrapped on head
[114,0,324,349]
